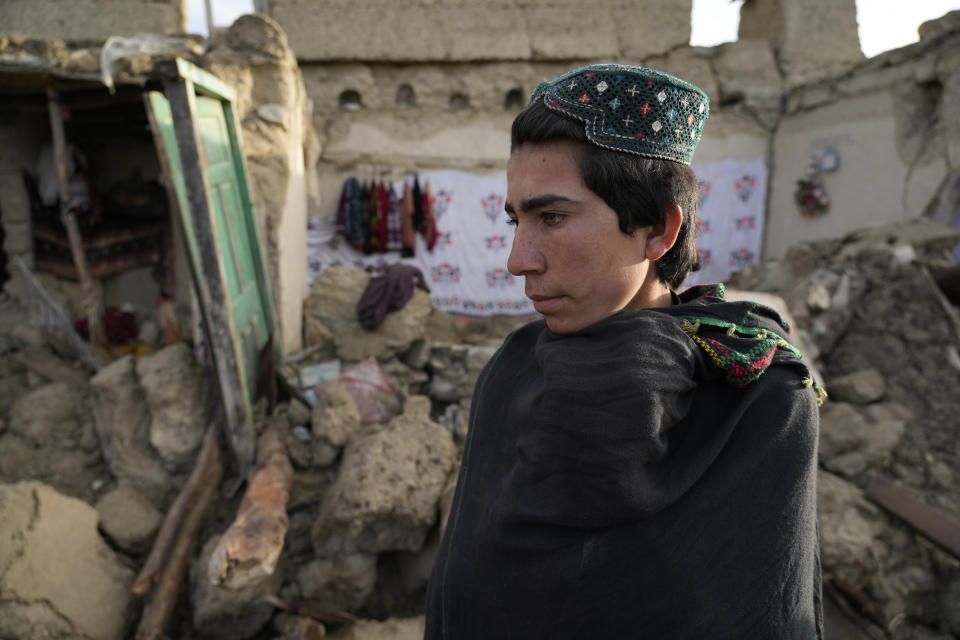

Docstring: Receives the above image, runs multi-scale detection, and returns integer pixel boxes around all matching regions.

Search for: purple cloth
[356,264,430,330]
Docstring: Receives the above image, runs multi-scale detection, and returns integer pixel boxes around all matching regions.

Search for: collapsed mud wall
[766,22,960,258]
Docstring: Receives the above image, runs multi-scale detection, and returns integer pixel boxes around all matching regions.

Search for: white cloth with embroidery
[687,156,767,286]
[306,160,767,317]
[307,169,529,316]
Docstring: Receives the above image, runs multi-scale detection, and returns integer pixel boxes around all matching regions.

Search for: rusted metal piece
[132,426,222,596]
[46,86,103,344]
[865,475,960,560]
[208,427,293,590]
[824,574,890,635]
[135,426,223,640]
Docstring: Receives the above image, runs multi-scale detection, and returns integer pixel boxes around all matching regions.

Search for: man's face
[506,140,663,334]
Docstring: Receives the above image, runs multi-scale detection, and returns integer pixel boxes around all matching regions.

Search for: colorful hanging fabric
[412,176,424,233]
[401,179,416,258]
[385,184,403,252]
[351,181,368,252]
[421,180,442,251]
[335,177,356,236]
[378,181,389,253]
[367,180,382,254]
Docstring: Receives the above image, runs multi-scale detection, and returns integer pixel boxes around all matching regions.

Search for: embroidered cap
[528,63,710,165]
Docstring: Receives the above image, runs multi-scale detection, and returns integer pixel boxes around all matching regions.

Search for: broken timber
[134,426,223,640]
[208,427,293,590]
[132,426,222,596]
[865,476,960,560]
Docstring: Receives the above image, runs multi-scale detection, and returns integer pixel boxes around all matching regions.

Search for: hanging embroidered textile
[310,160,768,317]
[686,156,768,286]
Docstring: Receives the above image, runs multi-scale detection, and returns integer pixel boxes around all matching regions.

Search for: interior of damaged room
[1,0,960,639]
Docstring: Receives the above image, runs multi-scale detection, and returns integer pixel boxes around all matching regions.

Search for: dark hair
[510,99,701,289]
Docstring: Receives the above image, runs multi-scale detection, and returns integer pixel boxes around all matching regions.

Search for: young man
[425,64,824,639]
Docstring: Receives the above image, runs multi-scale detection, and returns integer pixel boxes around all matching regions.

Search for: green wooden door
[144,59,275,472]
[192,95,271,400]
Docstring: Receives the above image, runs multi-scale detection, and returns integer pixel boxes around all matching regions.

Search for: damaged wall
[269,0,692,63]
[765,23,960,258]
[739,0,863,88]
[0,0,186,40]
[262,0,783,225]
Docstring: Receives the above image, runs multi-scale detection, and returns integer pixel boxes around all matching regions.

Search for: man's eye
[505,217,518,227]
[542,213,565,226]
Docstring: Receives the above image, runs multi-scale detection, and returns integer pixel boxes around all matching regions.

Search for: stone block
[94,485,162,554]
[311,383,362,447]
[312,412,456,556]
[295,553,377,612]
[305,265,432,361]
[816,470,889,588]
[827,368,886,404]
[818,401,905,467]
[0,481,134,640]
[88,355,171,502]
[136,343,207,471]
[0,0,183,41]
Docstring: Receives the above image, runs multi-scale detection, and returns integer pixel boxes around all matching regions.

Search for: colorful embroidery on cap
[528,63,710,164]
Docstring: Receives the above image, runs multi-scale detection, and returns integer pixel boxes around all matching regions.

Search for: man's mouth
[527,294,564,314]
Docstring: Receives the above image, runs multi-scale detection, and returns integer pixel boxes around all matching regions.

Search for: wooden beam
[134,427,223,640]
[207,427,292,590]
[46,85,104,345]
[865,476,960,560]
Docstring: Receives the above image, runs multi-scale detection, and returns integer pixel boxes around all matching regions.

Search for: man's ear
[645,204,683,261]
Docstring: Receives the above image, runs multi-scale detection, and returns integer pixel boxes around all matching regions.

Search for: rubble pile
[0,264,521,640]
[729,220,960,639]
[3,222,960,638]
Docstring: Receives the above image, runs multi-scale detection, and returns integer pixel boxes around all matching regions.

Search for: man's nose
[507,228,545,276]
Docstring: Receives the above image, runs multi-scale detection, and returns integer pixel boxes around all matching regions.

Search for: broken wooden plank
[46,86,103,345]
[132,426,221,596]
[865,476,960,560]
[207,427,293,590]
[12,345,89,387]
[134,427,223,640]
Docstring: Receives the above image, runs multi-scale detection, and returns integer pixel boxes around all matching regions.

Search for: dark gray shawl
[425,287,823,639]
